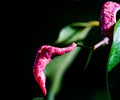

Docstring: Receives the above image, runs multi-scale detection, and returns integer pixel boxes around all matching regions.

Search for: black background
[9,0,120,100]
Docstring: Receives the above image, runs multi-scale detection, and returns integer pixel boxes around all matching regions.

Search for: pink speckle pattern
[33,43,76,95]
[99,1,120,39]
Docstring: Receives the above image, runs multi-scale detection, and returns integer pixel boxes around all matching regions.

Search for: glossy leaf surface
[107,19,120,72]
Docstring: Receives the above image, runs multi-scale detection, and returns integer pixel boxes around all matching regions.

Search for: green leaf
[55,22,91,44]
[32,97,44,100]
[55,21,99,45]
[66,27,92,44]
[45,47,80,97]
[55,25,77,44]
[44,21,99,100]
[107,19,120,72]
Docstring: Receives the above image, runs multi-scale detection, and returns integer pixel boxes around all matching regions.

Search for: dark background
[9,0,120,99]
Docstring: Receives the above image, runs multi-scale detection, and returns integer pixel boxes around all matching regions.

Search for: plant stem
[93,37,109,50]
[106,66,112,100]
[77,37,110,50]
[84,49,93,69]
[72,21,99,27]
[86,21,99,27]
[76,43,92,49]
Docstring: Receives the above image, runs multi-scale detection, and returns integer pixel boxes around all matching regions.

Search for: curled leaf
[33,43,76,95]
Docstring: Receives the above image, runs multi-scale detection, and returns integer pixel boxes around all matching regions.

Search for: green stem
[77,37,109,51]
[106,66,112,100]
[86,21,99,27]
[84,49,93,69]
[72,21,99,27]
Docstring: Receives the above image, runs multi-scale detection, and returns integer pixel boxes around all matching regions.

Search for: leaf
[55,21,99,44]
[66,27,92,44]
[44,21,99,100]
[32,97,44,100]
[55,22,91,44]
[45,47,81,96]
[55,25,77,44]
[107,19,120,72]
